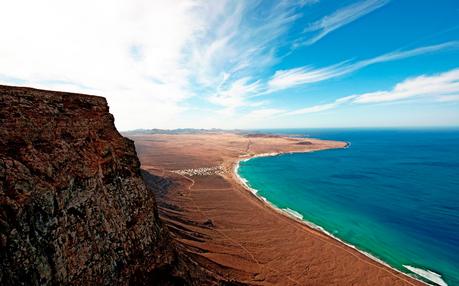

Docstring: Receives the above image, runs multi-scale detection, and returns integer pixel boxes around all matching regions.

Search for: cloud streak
[267,41,459,91]
[189,1,305,110]
[286,95,357,115]
[287,68,459,115]
[267,63,349,92]
[301,0,389,45]
[354,68,459,103]
[208,77,262,111]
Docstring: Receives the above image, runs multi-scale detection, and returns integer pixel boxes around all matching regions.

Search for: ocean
[237,128,459,286]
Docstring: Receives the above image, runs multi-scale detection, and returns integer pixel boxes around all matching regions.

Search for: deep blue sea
[238,129,459,286]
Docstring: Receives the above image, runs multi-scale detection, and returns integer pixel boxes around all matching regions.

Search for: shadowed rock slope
[0,85,224,285]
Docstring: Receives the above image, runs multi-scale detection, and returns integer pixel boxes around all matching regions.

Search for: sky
[1,0,459,130]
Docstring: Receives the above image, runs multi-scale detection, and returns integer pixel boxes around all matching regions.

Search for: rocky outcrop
[0,85,213,285]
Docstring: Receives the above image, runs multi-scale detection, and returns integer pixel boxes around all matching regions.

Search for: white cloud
[184,1,308,113]
[267,41,459,91]
[353,42,459,68]
[0,0,308,129]
[0,0,201,130]
[286,95,357,115]
[287,68,459,115]
[354,68,459,103]
[267,63,348,91]
[209,77,262,111]
[301,0,389,45]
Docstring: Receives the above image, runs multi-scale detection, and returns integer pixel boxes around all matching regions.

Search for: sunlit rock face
[0,85,198,285]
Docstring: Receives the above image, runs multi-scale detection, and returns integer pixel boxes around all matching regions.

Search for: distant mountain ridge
[122,128,246,135]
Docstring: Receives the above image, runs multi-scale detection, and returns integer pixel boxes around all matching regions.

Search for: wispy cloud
[0,0,457,129]
[354,68,459,103]
[267,41,459,92]
[0,0,203,130]
[353,41,459,68]
[300,0,389,46]
[267,63,349,92]
[208,77,262,112]
[286,68,459,115]
[0,0,305,129]
[189,1,305,110]
[286,95,357,115]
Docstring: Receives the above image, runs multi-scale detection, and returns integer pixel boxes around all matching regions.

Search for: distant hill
[122,128,246,135]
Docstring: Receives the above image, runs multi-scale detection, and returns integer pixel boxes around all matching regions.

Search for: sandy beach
[130,132,424,285]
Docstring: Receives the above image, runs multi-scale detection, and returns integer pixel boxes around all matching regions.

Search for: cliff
[0,85,215,285]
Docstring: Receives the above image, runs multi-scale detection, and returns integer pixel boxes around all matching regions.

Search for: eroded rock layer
[0,85,206,285]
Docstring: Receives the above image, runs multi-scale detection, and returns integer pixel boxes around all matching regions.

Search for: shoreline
[231,148,433,286]
[134,132,428,285]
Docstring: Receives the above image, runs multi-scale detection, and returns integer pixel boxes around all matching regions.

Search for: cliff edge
[0,85,214,285]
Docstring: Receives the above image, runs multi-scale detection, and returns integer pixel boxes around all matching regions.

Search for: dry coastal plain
[130,132,424,286]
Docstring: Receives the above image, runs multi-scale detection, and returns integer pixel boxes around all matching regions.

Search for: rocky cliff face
[0,85,211,285]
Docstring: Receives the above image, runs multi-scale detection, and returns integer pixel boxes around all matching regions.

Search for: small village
[172,165,225,177]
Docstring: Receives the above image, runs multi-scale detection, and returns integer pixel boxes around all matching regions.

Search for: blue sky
[1,0,458,130]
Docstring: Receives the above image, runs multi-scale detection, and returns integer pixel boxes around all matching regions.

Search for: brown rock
[0,85,221,285]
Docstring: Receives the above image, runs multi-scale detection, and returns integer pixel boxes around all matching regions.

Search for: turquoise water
[238,129,459,285]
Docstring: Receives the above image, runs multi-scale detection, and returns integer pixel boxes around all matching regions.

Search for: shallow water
[238,129,459,285]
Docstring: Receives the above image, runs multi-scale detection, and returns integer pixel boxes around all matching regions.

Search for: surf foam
[235,152,434,286]
[283,208,303,220]
[403,265,448,286]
